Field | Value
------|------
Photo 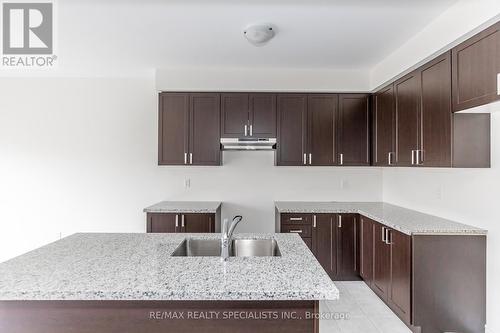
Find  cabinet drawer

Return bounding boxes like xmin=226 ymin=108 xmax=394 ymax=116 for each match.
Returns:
xmin=281 ymin=224 xmax=312 ymax=237
xmin=281 ymin=214 xmax=312 ymax=225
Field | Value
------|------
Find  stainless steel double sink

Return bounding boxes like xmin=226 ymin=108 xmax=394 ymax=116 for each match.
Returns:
xmin=171 ymin=238 xmax=281 ymax=257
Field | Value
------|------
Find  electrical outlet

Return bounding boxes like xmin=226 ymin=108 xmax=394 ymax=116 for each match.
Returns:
xmin=184 ymin=178 xmax=191 ymax=189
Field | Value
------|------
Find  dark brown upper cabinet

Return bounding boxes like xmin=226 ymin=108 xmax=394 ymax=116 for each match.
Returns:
xmin=221 ymin=93 xmax=276 ymax=138
xmin=452 ymin=21 xmax=500 ymax=112
xmin=276 ymin=94 xmax=308 ymax=166
xmin=158 ymin=93 xmax=189 ymax=165
xmin=220 ymin=93 xmax=249 ymax=138
xmin=159 ymin=92 xmax=221 ymax=166
xmin=337 ymin=94 xmax=371 ymax=166
xmin=420 ymin=52 xmax=452 ymax=167
xmin=373 ymin=85 xmax=396 ymax=166
xmin=307 ymin=94 xmax=337 ymax=166
xmin=189 ymin=93 xmax=221 ymax=166
xmin=394 ymin=72 xmax=422 ymax=167
xmin=249 ymin=93 xmax=277 ymax=137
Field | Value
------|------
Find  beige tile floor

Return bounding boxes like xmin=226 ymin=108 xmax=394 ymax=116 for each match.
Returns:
xmin=320 ymin=281 xmax=412 ymax=333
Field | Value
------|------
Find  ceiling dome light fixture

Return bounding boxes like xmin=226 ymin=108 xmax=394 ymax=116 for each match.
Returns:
xmin=243 ymin=24 xmax=275 ymax=46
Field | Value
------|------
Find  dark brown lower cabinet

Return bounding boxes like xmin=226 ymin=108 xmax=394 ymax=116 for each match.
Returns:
xmin=386 ymin=227 xmax=412 ymax=325
xmin=0 ymin=300 xmax=319 ymax=333
xmin=147 ymin=213 xmax=215 ymax=233
xmin=313 ymin=214 xmax=336 ymax=278
xmin=359 ymin=216 xmax=374 ymax=284
xmin=279 ymin=213 xmax=359 ymax=281
xmin=372 ymin=221 xmax=391 ymax=299
xmin=336 ymin=214 xmax=360 ymax=280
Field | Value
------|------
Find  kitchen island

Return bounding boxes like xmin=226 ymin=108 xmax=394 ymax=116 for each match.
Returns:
xmin=0 ymin=233 xmax=338 ymax=333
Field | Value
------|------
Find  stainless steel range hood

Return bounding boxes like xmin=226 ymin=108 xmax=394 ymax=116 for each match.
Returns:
xmin=220 ymin=138 xmax=277 ymax=151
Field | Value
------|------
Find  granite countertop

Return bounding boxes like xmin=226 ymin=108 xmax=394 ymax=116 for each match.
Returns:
xmin=0 ymin=233 xmax=338 ymax=301
xmin=275 ymin=201 xmax=487 ymax=236
xmin=144 ymin=201 xmax=222 ymax=213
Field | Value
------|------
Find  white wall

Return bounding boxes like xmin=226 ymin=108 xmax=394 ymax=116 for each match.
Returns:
xmin=0 ymin=77 xmax=382 ymax=263
xmin=156 ymin=67 xmax=370 ymax=92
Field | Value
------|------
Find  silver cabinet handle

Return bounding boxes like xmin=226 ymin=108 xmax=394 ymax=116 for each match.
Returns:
xmin=411 ymin=150 xmax=416 ymax=165
xmin=497 ymin=73 xmax=500 ymax=95
xmin=338 ymin=215 xmax=342 ymax=228
xmin=381 ymin=226 xmax=386 ymax=242
xmin=244 ymin=125 xmax=248 ymax=136
xmin=385 ymin=228 xmax=391 ymax=245
xmin=289 ymin=217 xmax=303 ymax=221
xmin=289 ymin=229 xmax=303 ymax=233
xmin=417 ymin=149 xmax=424 ymax=165
xmin=388 ymin=152 xmax=393 ymax=165
xmin=309 ymin=153 xmax=312 ymax=165
xmin=189 ymin=153 xmax=193 ymax=165
xmin=181 ymin=214 xmax=185 ymax=228
xmin=249 ymin=124 xmax=253 ymax=136
xmin=303 ymin=153 xmax=307 ymax=165
xmin=339 ymin=153 xmax=344 ymax=165
xmin=184 ymin=153 xmax=188 ymax=165
xmin=313 ymin=215 xmax=316 ymax=228
xmin=175 ymin=215 xmax=179 ymax=228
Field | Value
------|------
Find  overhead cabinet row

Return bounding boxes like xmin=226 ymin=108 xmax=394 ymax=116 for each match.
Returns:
xmin=159 ymin=92 xmax=370 ymax=167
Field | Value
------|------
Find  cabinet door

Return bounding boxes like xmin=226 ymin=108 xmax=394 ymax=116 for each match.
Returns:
xmin=182 ymin=214 xmax=215 ymax=233
xmin=388 ymin=229 xmax=412 ymax=324
xmin=189 ymin=93 xmax=221 ymax=166
xmin=420 ymin=52 xmax=452 ymax=167
xmin=147 ymin=213 xmax=179 ymax=233
xmin=158 ymin=93 xmax=189 ymax=165
xmin=395 ymin=72 xmax=421 ymax=166
xmin=336 ymin=214 xmax=360 ymax=280
xmin=372 ymin=222 xmax=390 ymax=300
xmin=221 ymin=93 xmax=249 ymax=138
xmin=452 ymin=22 xmax=500 ymax=112
xmin=360 ymin=216 xmax=374 ymax=284
xmin=249 ymin=93 xmax=276 ymax=137
xmin=276 ymin=94 xmax=307 ymax=166
xmin=337 ymin=94 xmax=370 ymax=166
xmin=307 ymin=94 xmax=337 ymax=166
xmin=314 ymin=214 xmax=337 ymax=279
xmin=373 ymin=85 xmax=396 ymax=166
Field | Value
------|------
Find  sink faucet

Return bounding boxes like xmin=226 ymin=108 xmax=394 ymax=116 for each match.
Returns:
xmin=221 ymin=215 xmax=243 ymax=260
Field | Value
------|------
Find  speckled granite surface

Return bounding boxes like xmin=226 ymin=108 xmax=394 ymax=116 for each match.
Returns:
xmin=0 ymin=233 xmax=338 ymax=301
xmin=143 ymin=201 xmax=221 ymax=213
xmin=275 ymin=201 xmax=487 ymax=236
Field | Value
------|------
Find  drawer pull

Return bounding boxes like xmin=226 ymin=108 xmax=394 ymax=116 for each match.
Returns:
xmin=289 ymin=217 xmax=303 ymax=221
xmin=288 ymin=230 xmax=303 ymax=233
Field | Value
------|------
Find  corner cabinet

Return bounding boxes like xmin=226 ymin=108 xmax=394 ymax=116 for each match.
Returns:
xmin=279 ymin=213 xmax=360 ymax=280
xmin=147 ymin=213 xmax=216 ymax=233
xmin=159 ymin=93 xmax=221 ymax=166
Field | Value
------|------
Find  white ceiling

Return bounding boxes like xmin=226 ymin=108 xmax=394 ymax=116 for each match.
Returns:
xmin=56 ymin=0 xmax=457 ymax=73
